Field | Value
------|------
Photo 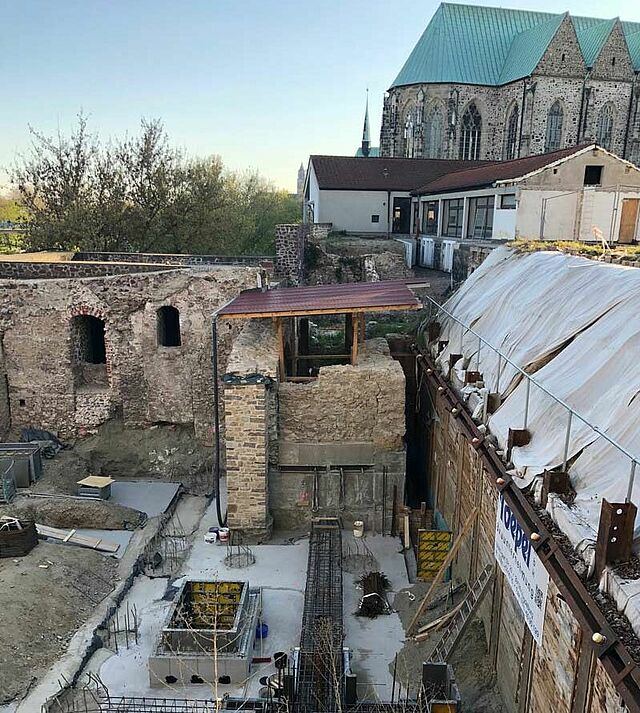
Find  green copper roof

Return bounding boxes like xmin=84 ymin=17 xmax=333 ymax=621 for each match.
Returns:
xmin=391 ymin=3 xmax=640 ymax=89
xmin=355 ymin=147 xmax=380 ymax=157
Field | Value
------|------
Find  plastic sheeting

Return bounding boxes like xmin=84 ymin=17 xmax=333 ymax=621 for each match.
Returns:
xmin=437 ymin=247 xmax=640 ymax=542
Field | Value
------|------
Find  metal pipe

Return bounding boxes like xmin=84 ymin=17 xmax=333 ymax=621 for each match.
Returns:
xmin=428 ymin=294 xmax=640 ymax=469
xmin=211 ymin=318 xmax=226 ymax=527
xmin=562 ymin=411 xmax=573 ymax=472
xmin=523 ymin=377 xmax=531 ymax=430
xmin=626 ymin=461 xmax=637 ymax=504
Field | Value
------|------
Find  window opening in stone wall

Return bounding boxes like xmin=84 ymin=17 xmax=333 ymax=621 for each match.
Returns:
xmin=71 ymin=315 xmax=107 ymax=389
xmin=404 ymin=110 xmax=416 ymax=158
xmin=597 ymin=104 xmax=615 ymax=150
xmin=157 ymin=306 xmax=182 ymax=347
xmin=443 ymin=198 xmax=464 ymax=238
xmin=584 ymin=165 xmax=603 ymax=186
xmin=545 ymin=101 xmax=564 ymax=152
xmin=424 ymin=105 xmax=444 ymax=158
xmin=459 ymin=103 xmax=482 ymax=161
xmin=466 ymin=196 xmax=494 ymax=238
xmin=504 ymin=104 xmax=519 ymax=160
xmin=371 ymin=214 xmax=380 ymax=223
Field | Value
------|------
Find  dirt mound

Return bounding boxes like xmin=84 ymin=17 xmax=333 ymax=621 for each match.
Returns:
xmin=0 ymin=541 xmax=119 ymax=704
xmin=30 ymin=419 xmax=213 ymax=495
xmin=0 ymin=496 xmax=145 ymax=530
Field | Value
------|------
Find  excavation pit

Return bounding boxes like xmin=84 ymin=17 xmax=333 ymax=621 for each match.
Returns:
xmin=149 ymin=579 xmax=261 ymax=687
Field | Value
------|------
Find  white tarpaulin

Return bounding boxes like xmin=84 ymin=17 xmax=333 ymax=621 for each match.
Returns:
xmin=437 ymin=247 xmax=640 ymax=541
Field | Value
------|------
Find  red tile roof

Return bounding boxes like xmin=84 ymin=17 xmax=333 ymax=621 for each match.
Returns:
xmin=413 ymin=144 xmax=595 ymax=194
xmin=310 ymin=155 xmax=493 ymax=192
xmin=217 ymin=280 xmax=423 ymax=319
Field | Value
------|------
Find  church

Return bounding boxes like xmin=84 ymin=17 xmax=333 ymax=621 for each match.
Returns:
xmin=380 ymin=3 xmax=640 ymax=165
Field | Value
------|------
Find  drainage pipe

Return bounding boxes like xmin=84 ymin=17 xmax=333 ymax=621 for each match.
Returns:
xmin=211 ymin=317 xmax=226 ymax=527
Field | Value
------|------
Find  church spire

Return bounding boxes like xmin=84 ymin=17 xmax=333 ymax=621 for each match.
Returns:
xmin=361 ymin=90 xmax=371 ymax=158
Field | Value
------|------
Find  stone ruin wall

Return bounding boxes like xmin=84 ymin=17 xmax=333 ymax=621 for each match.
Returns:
xmin=0 ymin=266 xmax=257 ymax=443
xmin=274 ymin=338 xmax=407 ymax=530
xmin=222 ymin=324 xmax=408 ymax=536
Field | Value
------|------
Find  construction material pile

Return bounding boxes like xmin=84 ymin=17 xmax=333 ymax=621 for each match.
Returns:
xmin=356 ymin=570 xmax=391 ymax=618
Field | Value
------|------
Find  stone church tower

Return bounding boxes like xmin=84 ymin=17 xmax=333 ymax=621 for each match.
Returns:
xmin=381 ymin=4 xmax=640 ymax=165
xmin=296 ymin=163 xmax=305 ymax=197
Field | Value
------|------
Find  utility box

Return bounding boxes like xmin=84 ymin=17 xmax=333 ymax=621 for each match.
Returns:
xmin=0 ymin=444 xmax=43 ymax=488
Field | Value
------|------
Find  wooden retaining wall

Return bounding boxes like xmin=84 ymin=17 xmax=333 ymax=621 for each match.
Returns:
xmin=426 ymin=383 xmax=629 ymax=713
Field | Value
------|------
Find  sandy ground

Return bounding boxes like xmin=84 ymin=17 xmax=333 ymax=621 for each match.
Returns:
xmin=0 ymin=541 xmax=119 ymax=704
xmin=393 ymin=580 xmax=504 ymax=712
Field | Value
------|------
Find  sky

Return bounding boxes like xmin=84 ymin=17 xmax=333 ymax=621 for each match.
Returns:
xmin=3 ymin=0 xmax=640 ymax=193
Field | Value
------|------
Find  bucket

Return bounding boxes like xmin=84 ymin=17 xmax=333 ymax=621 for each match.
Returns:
xmin=353 ymin=520 xmax=364 ymax=538
xmin=204 ymin=531 xmax=217 ymax=543
xmin=256 ymin=622 xmax=269 ymax=639
xmin=218 ymin=527 xmax=230 ymax=543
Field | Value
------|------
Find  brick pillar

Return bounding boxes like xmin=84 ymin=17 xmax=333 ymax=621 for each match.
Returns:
xmin=224 ymin=382 xmax=273 ymax=540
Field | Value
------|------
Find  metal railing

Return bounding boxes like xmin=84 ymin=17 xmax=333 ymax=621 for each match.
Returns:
xmin=422 ymin=294 xmax=640 ymax=503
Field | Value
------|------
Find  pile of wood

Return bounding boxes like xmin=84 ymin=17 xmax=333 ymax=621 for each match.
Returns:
xmin=356 ymin=571 xmax=391 ymax=618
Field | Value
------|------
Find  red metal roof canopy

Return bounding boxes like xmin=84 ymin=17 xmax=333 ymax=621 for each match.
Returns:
xmin=217 ymin=280 xmax=423 ymax=319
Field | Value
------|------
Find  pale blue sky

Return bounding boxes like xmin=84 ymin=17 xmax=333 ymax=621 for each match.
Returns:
xmin=2 ymin=0 xmax=640 ymax=191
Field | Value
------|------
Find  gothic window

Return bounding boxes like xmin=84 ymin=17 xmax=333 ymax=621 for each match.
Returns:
xmin=545 ymin=101 xmax=564 ymax=152
xmin=597 ymin=103 xmax=615 ymax=150
xmin=459 ymin=103 xmax=482 ymax=161
xmin=504 ymin=104 xmax=519 ymax=160
xmin=404 ymin=111 xmax=416 ymax=158
xmin=424 ymin=104 xmax=444 ymax=158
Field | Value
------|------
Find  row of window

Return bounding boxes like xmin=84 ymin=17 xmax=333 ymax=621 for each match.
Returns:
xmin=421 ymin=194 xmax=516 ymax=239
xmin=401 ymin=99 xmax=618 ymax=160
xmin=73 ymin=307 xmax=182 ymax=365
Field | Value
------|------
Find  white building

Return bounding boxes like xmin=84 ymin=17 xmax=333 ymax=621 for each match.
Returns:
xmin=412 ymin=144 xmax=640 ymax=249
xmin=303 ymin=155 xmax=483 ymax=235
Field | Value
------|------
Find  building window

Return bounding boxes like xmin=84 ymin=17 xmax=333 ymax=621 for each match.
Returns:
xmin=467 ymin=196 xmax=494 ymax=238
xmin=404 ymin=111 xmax=416 ymax=158
xmin=459 ymin=103 xmax=482 ymax=160
xmin=584 ymin=165 xmax=603 ymax=186
xmin=545 ymin=101 xmax=564 ymax=152
xmin=371 ymin=214 xmax=380 ymax=223
xmin=443 ymin=198 xmax=464 ymax=238
xmin=422 ymin=201 xmax=439 ymax=235
xmin=424 ymin=105 xmax=444 ymax=158
xmin=504 ymin=104 xmax=519 ymax=160
xmin=157 ymin=306 xmax=181 ymax=347
xmin=500 ymin=194 xmax=517 ymax=209
xmin=597 ymin=104 xmax=615 ymax=150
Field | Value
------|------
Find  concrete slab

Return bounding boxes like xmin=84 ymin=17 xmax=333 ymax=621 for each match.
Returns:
xmin=110 ymin=481 xmax=181 ymax=516
xmin=89 ymin=498 xmax=411 ymax=705
xmin=96 ymin=498 xmax=309 ymax=699
xmin=342 ymin=533 xmax=409 ymax=701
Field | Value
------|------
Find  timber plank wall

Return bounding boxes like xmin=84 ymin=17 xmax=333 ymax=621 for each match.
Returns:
xmin=423 ymin=371 xmax=629 ymax=713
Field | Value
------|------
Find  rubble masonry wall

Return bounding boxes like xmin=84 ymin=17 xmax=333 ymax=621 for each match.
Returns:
xmin=0 ymin=267 xmax=256 ymax=442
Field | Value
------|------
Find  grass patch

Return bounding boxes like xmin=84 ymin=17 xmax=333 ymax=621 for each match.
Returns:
xmin=509 ymin=239 xmax=640 ymax=259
